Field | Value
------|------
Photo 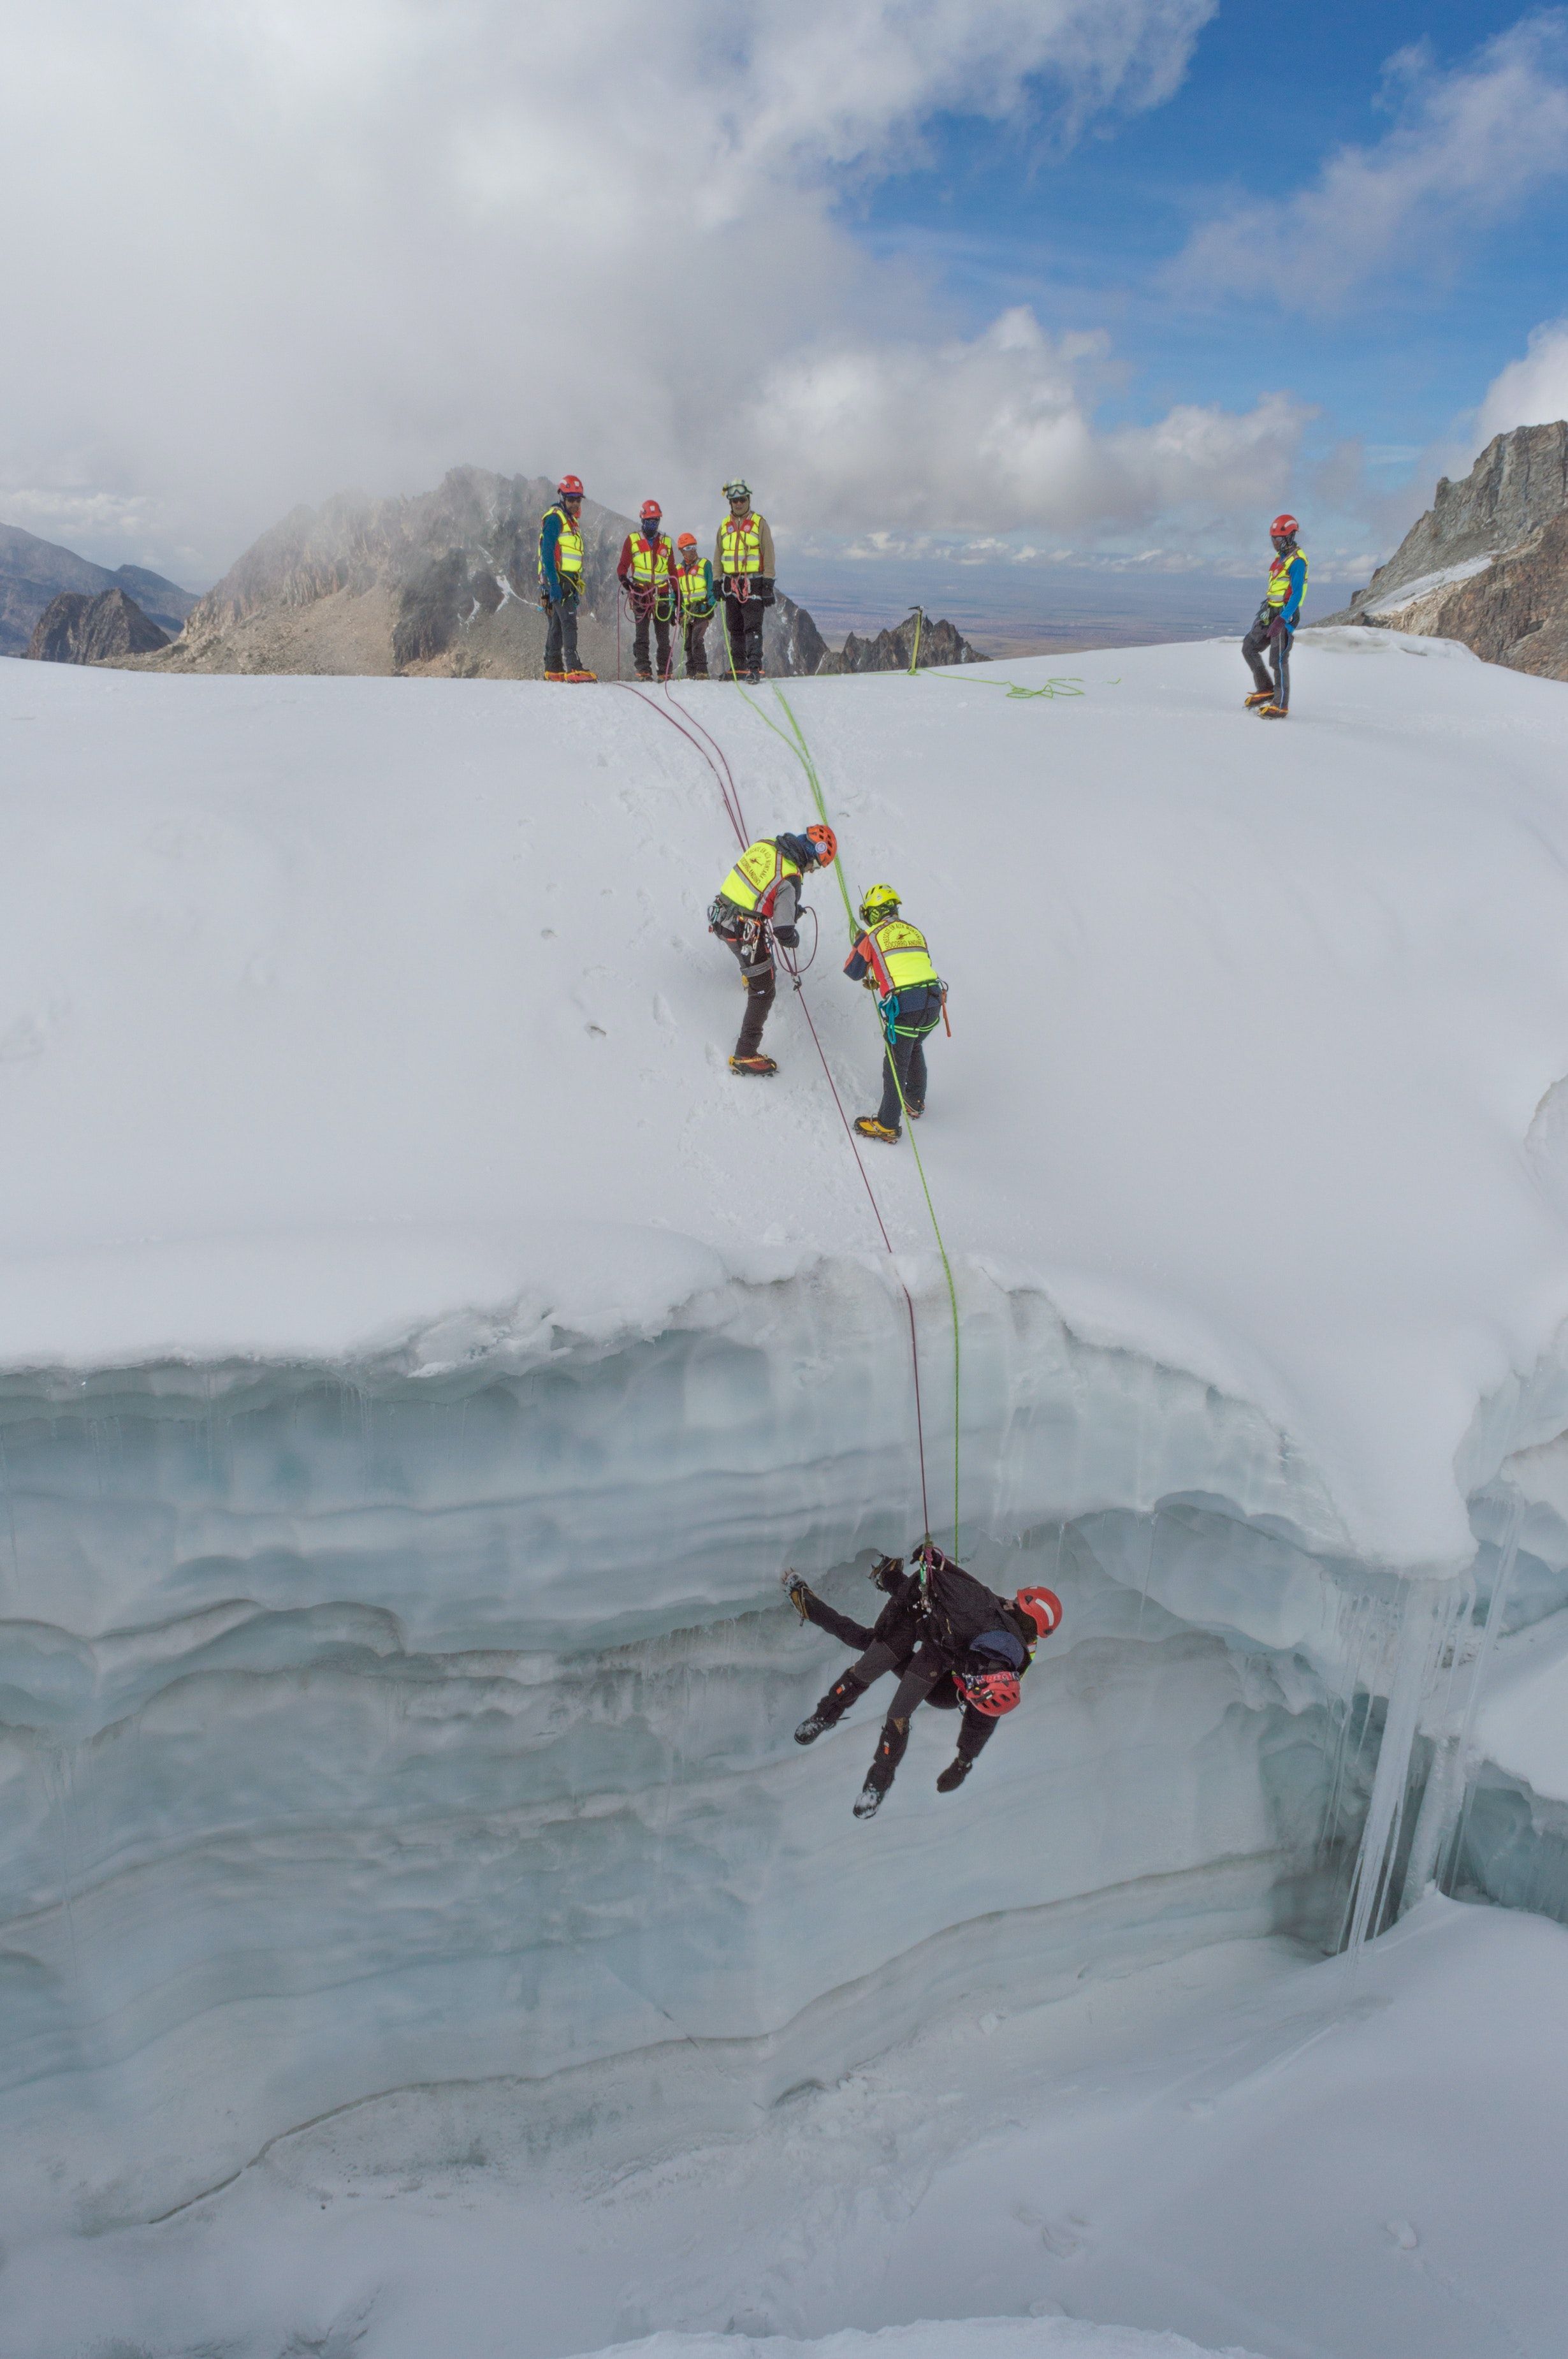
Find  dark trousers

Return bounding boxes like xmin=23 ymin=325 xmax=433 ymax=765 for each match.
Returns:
xmin=544 ymin=594 xmax=580 ymax=674
xmin=803 ymin=1590 xmax=995 ymax=1790
xmin=724 ymin=595 xmax=765 ymax=678
xmin=633 ymin=605 xmax=674 ymax=679
xmin=733 ymin=956 xmax=776 ymax=1056
xmin=1242 ymin=615 xmax=1291 ymax=710
xmin=875 ymin=986 xmax=942 ymax=1130
xmin=684 ymin=615 xmax=712 ymax=677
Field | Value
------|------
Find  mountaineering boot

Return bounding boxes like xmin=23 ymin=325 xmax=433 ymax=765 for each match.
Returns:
xmin=796 ymin=1669 xmax=867 ymax=1744
xmin=730 ymin=1053 xmax=778 ymax=1077
xmin=1243 ymin=689 xmax=1274 ymax=709
xmin=936 ymin=1756 xmax=971 ymax=1795
xmin=1257 ymin=703 xmax=1288 ymax=719
xmin=545 ymin=670 xmax=567 ymax=683
xmin=904 ymin=1101 xmax=924 ymax=1121
xmin=746 ymin=669 xmax=763 ymax=685
xmin=635 ymin=666 xmax=653 ymax=682
xmin=853 ymin=1779 xmax=885 ymax=1820
xmin=853 ymin=1116 xmax=899 ymax=1144
xmin=783 ymin=1573 xmax=812 ymax=1621
xmin=567 ymin=668 xmax=598 ymax=683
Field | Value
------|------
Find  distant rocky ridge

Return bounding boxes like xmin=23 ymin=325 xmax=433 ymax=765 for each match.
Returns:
xmin=124 ymin=467 xmax=978 ymax=680
xmin=822 ymin=612 xmax=978 ymax=675
xmin=28 ymin=586 xmax=171 ymax=664
xmin=1317 ymin=422 xmax=1568 ymax=680
xmin=0 ymin=520 xmax=194 ymax=656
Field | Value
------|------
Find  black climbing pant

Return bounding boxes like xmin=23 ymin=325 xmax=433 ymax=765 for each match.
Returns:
xmin=735 ymin=961 xmax=776 ymax=1057
xmin=544 ymin=594 xmax=581 ymax=675
xmin=875 ymin=985 xmax=943 ymax=1131
xmin=684 ymin=616 xmax=712 ymax=677
xmin=724 ymin=595 xmax=765 ymax=678
xmin=799 ymin=1585 xmax=995 ymax=1785
xmin=634 ymin=607 xmax=673 ymax=679
xmin=1242 ymin=613 xmax=1291 ymax=710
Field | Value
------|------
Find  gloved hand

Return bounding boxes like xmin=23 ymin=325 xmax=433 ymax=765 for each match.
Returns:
xmin=773 ymin=924 xmax=799 ymax=948
xmin=1267 ymin=614 xmax=1290 ymax=644
xmin=936 ymin=1757 xmax=972 ymax=1795
xmin=783 ymin=1574 xmax=811 ymax=1621
xmin=869 ymin=1554 xmax=905 ymax=1593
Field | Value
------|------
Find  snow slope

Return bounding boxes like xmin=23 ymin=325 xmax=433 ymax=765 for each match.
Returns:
xmin=4 ymin=638 xmax=1568 ymax=2351
xmin=3 ymin=631 xmax=1568 ymax=1568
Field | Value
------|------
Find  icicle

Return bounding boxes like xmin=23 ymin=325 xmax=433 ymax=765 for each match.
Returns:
xmin=1441 ymin=1496 xmax=1524 ymax=1895
xmin=1340 ymin=1578 xmax=1465 ymax=1961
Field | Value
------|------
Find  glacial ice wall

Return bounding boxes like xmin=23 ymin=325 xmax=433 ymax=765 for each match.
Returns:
xmin=0 ymin=1264 xmax=1370 ymax=2233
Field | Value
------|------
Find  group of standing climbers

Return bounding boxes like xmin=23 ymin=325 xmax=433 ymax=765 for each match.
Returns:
xmin=537 ymin=476 xmax=776 ymax=684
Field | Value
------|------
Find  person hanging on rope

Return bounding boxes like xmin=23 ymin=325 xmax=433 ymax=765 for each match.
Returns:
xmin=715 ymin=479 xmax=776 ymax=685
xmin=617 ymin=500 xmax=679 ymax=680
xmin=789 ymin=1544 xmax=1062 ymax=1818
xmin=1242 ymin=515 xmax=1307 ymax=719
xmin=537 ymin=476 xmax=597 ymax=683
xmin=843 ymin=884 xmax=946 ymax=1144
xmin=676 ymin=532 xmax=717 ymax=678
xmin=709 ymin=824 xmax=836 ymax=1076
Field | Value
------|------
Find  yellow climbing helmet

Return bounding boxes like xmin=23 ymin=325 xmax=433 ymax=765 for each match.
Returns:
xmin=859 ymin=883 xmax=900 ymax=924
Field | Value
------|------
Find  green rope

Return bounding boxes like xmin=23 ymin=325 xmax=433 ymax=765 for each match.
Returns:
xmin=927 ymin=672 xmax=1087 ymax=701
xmin=743 ymin=680 xmax=964 ymax=1557
xmin=907 ymin=608 xmax=923 ymax=676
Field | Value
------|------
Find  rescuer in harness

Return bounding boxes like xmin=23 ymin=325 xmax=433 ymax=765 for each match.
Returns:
xmin=676 ymin=532 xmax=717 ymax=678
xmin=1241 ymin=514 xmax=1307 ymax=719
xmin=709 ymin=825 xmax=837 ymax=1076
xmin=789 ymin=1544 xmax=1063 ymax=1818
xmin=617 ymin=500 xmax=679 ymax=681
xmin=715 ymin=480 xmax=776 ymax=685
xmin=843 ymin=884 xmax=946 ymax=1144
xmin=538 ymin=475 xmax=596 ymax=682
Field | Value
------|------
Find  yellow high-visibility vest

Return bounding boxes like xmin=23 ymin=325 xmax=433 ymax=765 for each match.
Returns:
xmin=866 ymin=916 xmax=939 ymax=995
xmin=720 ymin=515 xmax=764 ymax=574
xmin=679 ymin=562 xmax=715 ymax=617
xmin=539 ymin=505 xmax=584 ymax=585
xmin=627 ymin=533 xmax=674 ymax=587
xmin=1265 ymin=546 xmax=1308 ymax=609
xmin=718 ymin=838 xmax=801 ymax=915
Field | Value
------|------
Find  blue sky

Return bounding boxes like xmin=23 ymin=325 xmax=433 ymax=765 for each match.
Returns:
xmin=822 ymin=1 xmax=1568 ymax=588
xmin=2 ymin=1 xmax=1565 ymax=606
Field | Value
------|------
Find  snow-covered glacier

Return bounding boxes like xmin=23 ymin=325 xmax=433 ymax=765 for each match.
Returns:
xmin=3 ymin=632 xmax=1568 ymax=2357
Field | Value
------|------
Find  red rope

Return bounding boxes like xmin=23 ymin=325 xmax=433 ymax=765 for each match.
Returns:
xmin=614 ymin=682 xmax=933 ymax=1540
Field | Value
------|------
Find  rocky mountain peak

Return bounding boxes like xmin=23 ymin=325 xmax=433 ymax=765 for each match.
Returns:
xmin=27 ymin=585 xmax=171 ymax=664
xmin=1318 ymin=421 xmax=1568 ymax=680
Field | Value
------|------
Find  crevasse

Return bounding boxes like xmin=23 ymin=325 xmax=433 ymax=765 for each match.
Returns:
xmin=2 ymin=1253 xmax=1562 ymax=2238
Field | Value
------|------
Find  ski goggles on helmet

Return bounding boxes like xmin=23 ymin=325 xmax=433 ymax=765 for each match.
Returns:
xmin=723 ymin=481 xmax=751 ymax=502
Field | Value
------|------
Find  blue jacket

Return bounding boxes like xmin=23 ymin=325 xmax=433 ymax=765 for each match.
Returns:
xmin=539 ymin=508 xmax=577 ymax=603
xmin=1270 ymin=551 xmax=1307 ymax=628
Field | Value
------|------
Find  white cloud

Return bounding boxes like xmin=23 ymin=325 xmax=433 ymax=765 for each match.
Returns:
xmin=1474 ymin=318 xmax=1568 ymax=446
xmin=748 ymin=309 xmax=1309 ymax=535
xmin=1172 ymin=13 xmax=1568 ymax=309
xmin=0 ymin=0 xmax=1303 ymax=583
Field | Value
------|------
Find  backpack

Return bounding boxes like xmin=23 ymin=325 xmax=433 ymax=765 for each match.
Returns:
xmin=915 ymin=1545 xmax=1020 ymax=1659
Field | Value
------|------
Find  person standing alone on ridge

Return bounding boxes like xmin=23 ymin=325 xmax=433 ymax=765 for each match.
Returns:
xmin=1242 ymin=515 xmax=1307 ymax=720
xmin=715 ymin=480 xmax=775 ymax=684
xmin=843 ymin=883 xmax=945 ymax=1145
xmin=538 ymin=476 xmax=595 ymax=682
xmin=676 ymin=533 xmax=716 ymax=678
xmin=617 ymin=500 xmax=679 ymax=680
xmin=708 ymin=824 xmax=836 ymax=1075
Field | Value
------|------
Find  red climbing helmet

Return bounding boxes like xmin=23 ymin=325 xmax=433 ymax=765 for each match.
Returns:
xmin=639 ymin=499 xmax=663 ymax=523
xmin=557 ymin=475 xmax=584 ymax=500
xmin=1270 ymin=513 xmax=1299 ymax=543
xmin=676 ymin=532 xmax=698 ymax=551
xmin=1016 ymin=1586 xmax=1063 ymax=1640
xmin=955 ymin=1666 xmax=1022 ymax=1717
xmin=806 ymin=823 xmax=837 ymax=866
